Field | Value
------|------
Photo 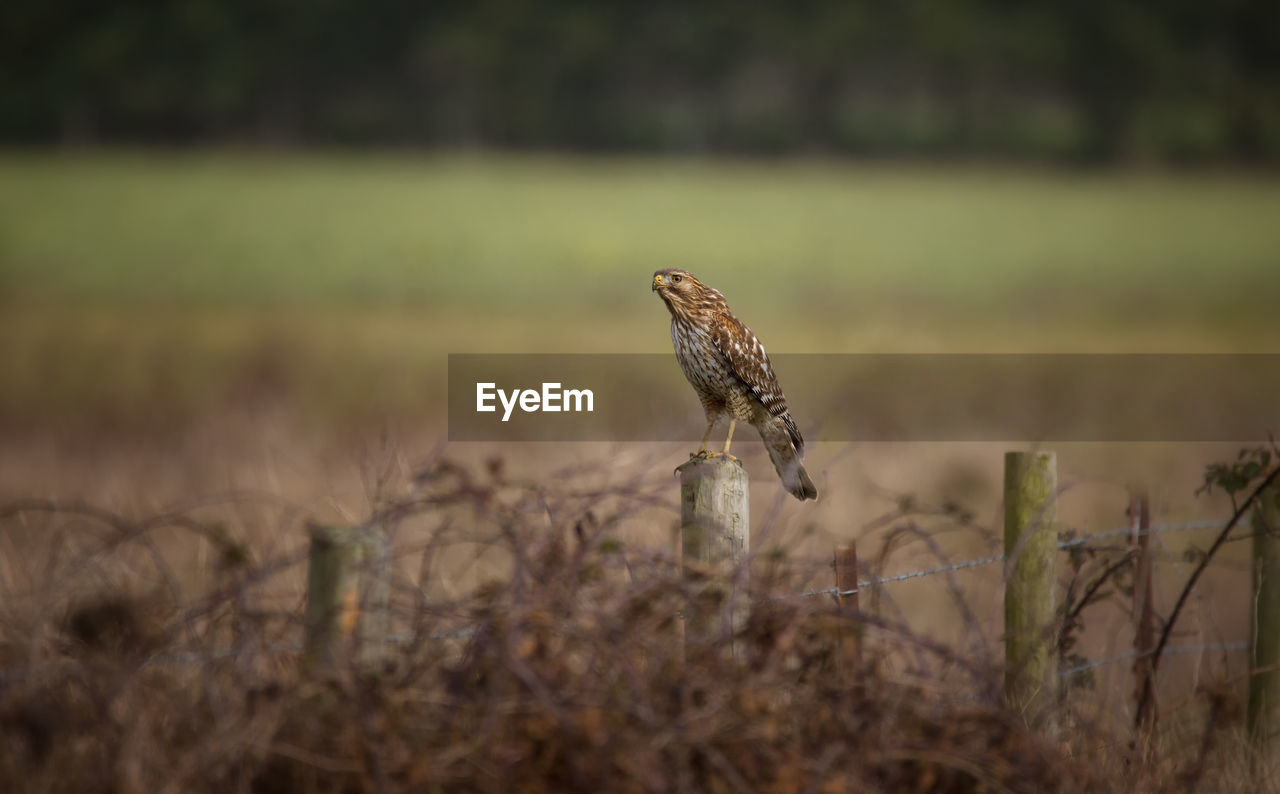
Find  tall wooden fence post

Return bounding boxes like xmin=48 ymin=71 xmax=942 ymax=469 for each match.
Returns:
xmin=1129 ymin=488 xmax=1158 ymax=743
xmin=1249 ymin=486 xmax=1280 ymax=763
xmin=303 ymin=524 xmax=390 ymax=673
xmin=678 ymin=457 xmax=749 ymax=648
xmin=1004 ymin=451 xmax=1058 ymax=727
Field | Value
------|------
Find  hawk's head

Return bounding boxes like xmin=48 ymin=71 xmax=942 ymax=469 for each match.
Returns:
xmin=653 ymin=268 xmax=719 ymax=319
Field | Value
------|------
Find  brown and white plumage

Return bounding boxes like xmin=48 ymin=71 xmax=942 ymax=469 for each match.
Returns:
xmin=652 ymin=268 xmax=818 ymax=501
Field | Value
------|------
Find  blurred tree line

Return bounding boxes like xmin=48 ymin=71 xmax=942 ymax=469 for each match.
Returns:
xmin=4 ymin=0 xmax=1279 ymax=163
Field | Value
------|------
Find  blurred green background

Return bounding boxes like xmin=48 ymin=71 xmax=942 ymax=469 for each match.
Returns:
xmin=2 ymin=2 xmax=1279 ymax=437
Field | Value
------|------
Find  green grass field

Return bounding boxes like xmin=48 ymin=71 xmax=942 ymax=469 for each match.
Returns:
xmin=4 ymin=151 xmax=1280 ymax=312
xmin=2 ymin=151 xmax=1279 ymax=430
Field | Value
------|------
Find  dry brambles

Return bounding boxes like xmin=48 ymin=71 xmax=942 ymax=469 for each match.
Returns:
xmin=0 ymin=454 xmax=1157 ymax=794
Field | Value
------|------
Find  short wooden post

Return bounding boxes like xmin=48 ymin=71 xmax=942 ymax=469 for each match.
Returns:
xmin=1003 ymin=451 xmax=1058 ymax=726
xmin=1249 ymin=487 xmax=1280 ymax=760
xmin=834 ymin=544 xmax=863 ymax=669
xmin=1130 ymin=489 xmax=1158 ymax=741
xmin=678 ymin=456 xmax=749 ymax=644
xmin=303 ymin=524 xmax=390 ymax=673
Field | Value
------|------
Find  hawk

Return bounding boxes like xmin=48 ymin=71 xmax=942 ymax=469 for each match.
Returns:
xmin=652 ymin=268 xmax=818 ymax=501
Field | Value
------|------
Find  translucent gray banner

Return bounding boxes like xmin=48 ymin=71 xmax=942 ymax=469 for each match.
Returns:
xmin=448 ymin=354 xmax=1280 ymax=442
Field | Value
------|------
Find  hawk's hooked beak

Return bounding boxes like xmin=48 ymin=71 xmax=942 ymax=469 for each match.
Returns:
xmin=652 ymin=274 xmax=666 ymax=291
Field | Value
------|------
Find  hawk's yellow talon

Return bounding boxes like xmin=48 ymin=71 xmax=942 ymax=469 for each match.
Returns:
xmin=676 ymin=450 xmax=741 ymax=476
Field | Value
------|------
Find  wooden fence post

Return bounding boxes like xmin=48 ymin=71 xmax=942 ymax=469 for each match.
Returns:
xmin=1249 ymin=487 xmax=1280 ymax=760
xmin=678 ymin=457 xmax=749 ymax=645
xmin=1004 ymin=451 xmax=1058 ymax=726
xmin=834 ymin=544 xmax=863 ymax=669
xmin=303 ymin=524 xmax=390 ymax=673
xmin=1129 ymin=489 xmax=1158 ymax=742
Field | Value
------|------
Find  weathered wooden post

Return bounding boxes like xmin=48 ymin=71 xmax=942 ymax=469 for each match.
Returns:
xmin=834 ymin=544 xmax=863 ymax=669
xmin=1249 ymin=487 xmax=1280 ymax=760
xmin=1129 ymin=489 xmax=1158 ymax=742
xmin=1003 ymin=451 xmax=1058 ymax=727
xmin=678 ymin=456 xmax=749 ymax=646
xmin=303 ymin=524 xmax=390 ymax=673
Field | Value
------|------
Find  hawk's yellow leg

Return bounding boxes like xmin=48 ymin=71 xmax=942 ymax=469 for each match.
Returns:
xmin=722 ymin=418 xmax=737 ymax=454
xmin=696 ymin=420 xmax=714 ymax=455
xmin=690 ymin=418 xmax=740 ymax=463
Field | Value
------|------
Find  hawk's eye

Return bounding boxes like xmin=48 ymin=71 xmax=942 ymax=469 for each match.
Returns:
xmin=672 ymin=274 xmax=682 ymax=283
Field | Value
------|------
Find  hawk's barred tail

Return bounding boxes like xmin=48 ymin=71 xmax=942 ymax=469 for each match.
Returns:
xmin=760 ymin=415 xmax=818 ymax=501
xmin=795 ymin=464 xmax=818 ymax=501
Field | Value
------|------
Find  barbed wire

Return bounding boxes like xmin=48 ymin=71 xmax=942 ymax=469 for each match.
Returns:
xmin=784 ymin=553 xmax=1007 ymax=600
xmin=1060 ymin=641 xmax=1251 ymax=678
xmin=1058 ymin=519 xmax=1230 ymax=548
xmin=807 ymin=518 xmax=1239 ymax=597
